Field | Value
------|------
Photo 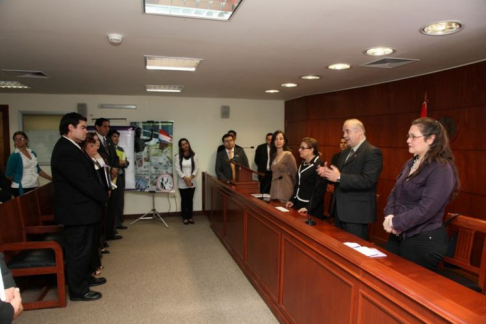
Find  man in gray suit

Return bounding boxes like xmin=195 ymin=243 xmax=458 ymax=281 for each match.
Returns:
xmin=318 ymin=119 xmax=383 ymax=240
xmin=215 ymin=133 xmax=249 ymax=182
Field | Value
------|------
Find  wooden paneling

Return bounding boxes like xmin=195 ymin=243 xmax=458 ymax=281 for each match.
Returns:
xmin=226 ymin=196 xmax=245 ymax=259
xmin=246 ymin=211 xmax=280 ymax=301
xmin=286 ymin=61 xmax=486 ymax=242
xmin=211 ymin=187 xmax=225 ymax=236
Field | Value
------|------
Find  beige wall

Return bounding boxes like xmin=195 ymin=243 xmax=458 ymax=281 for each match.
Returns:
xmin=1 ymin=93 xmax=284 ymax=214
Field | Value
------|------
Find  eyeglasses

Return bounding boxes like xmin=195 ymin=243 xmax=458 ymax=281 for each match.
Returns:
xmin=299 ymin=146 xmax=311 ymax=150
xmin=14 ymin=137 xmax=25 ymax=141
xmin=406 ymin=134 xmax=424 ymax=140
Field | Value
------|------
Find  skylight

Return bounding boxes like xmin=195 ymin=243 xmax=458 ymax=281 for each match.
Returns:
xmin=144 ymin=0 xmax=243 ymax=21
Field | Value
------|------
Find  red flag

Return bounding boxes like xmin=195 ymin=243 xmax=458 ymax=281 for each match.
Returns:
xmin=420 ymin=92 xmax=428 ymax=117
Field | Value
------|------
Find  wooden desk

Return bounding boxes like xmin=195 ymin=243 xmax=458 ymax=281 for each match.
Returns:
xmin=203 ymin=173 xmax=486 ymax=324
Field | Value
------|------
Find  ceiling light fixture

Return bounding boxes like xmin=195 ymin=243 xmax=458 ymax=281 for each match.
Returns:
xmin=281 ymin=83 xmax=298 ymax=88
xmin=146 ymin=85 xmax=184 ymax=93
xmin=421 ymin=21 xmax=463 ymax=36
xmin=265 ymin=89 xmax=279 ymax=93
xmin=364 ymin=47 xmax=395 ymax=56
xmin=327 ymin=63 xmax=351 ymax=70
xmin=0 ymin=81 xmax=30 ymax=89
xmin=300 ymin=75 xmax=321 ymax=80
xmin=144 ymin=0 xmax=243 ymax=21
xmin=145 ymin=56 xmax=202 ymax=71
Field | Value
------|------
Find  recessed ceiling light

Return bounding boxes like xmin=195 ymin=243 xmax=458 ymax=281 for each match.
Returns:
xmin=300 ymin=75 xmax=321 ymax=80
xmin=327 ymin=63 xmax=351 ymax=70
xmin=144 ymin=0 xmax=243 ymax=21
xmin=364 ymin=47 xmax=395 ymax=56
xmin=145 ymin=56 xmax=203 ymax=71
xmin=265 ymin=89 xmax=280 ymax=93
xmin=146 ymin=85 xmax=184 ymax=93
xmin=281 ymin=83 xmax=298 ymax=88
xmin=0 ymin=81 xmax=30 ymax=89
xmin=421 ymin=21 xmax=463 ymax=36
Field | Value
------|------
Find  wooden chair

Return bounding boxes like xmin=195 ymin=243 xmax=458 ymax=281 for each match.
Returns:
xmin=0 ymin=199 xmax=66 ymax=309
xmin=34 ymin=182 xmax=55 ymax=223
xmin=438 ymin=213 xmax=486 ymax=294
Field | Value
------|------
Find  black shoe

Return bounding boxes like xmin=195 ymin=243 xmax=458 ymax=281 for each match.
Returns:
xmin=116 ymin=225 xmax=128 ymax=230
xmin=88 ymin=277 xmax=107 ymax=287
xmin=100 ymin=249 xmax=110 ymax=254
xmin=103 ymin=242 xmax=110 ymax=248
xmin=70 ymin=291 xmax=102 ymax=301
xmin=108 ymin=235 xmax=123 ymax=240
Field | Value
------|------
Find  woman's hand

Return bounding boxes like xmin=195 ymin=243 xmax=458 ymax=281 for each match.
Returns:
xmin=298 ymin=207 xmax=308 ymax=214
xmin=285 ymin=201 xmax=294 ymax=209
xmin=383 ymin=215 xmax=394 ymax=233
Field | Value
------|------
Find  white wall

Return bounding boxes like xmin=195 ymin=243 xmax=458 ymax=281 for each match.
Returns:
xmin=1 ymin=93 xmax=284 ymax=214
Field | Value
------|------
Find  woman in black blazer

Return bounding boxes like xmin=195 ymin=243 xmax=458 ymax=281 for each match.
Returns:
xmin=286 ymin=137 xmax=326 ymax=219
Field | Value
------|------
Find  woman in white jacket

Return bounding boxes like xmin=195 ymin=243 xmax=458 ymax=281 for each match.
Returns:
xmin=175 ymin=138 xmax=199 ymax=225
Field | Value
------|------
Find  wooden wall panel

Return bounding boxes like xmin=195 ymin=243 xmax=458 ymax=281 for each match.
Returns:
xmin=285 ymin=61 xmax=486 ymax=242
xmin=226 ymin=197 xmax=245 ymax=259
xmin=211 ymin=187 xmax=225 ymax=236
xmin=246 ymin=211 xmax=280 ymax=301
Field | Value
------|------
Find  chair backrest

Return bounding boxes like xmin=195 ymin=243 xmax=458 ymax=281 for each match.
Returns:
xmin=34 ymin=182 xmax=54 ymax=216
xmin=443 ymin=213 xmax=486 ymax=293
xmin=323 ymin=183 xmax=335 ymax=218
xmin=17 ymin=190 xmax=43 ymax=227
xmin=0 ymin=199 xmax=26 ymax=245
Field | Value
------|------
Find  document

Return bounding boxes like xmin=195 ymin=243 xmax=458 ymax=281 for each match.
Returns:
xmin=0 ymin=264 xmax=5 ymax=301
xmin=344 ymin=242 xmax=387 ymax=258
xmin=275 ymin=206 xmax=289 ymax=212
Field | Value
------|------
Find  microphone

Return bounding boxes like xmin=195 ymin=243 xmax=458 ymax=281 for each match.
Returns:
xmin=242 ymin=146 xmax=255 ymax=149
xmin=260 ymin=176 xmax=283 ymax=201
xmin=305 ymin=176 xmax=322 ymax=226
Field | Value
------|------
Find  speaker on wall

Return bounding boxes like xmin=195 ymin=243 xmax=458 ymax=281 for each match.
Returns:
xmin=221 ymin=105 xmax=230 ymax=118
xmin=77 ymin=103 xmax=87 ymax=117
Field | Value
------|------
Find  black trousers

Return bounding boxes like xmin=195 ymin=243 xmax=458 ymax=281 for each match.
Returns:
xmin=386 ymin=226 xmax=448 ymax=271
xmin=334 ymin=217 xmax=369 ymax=241
xmin=106 ymin=190 xmax=118 ymax=239
xmin=11 ymin=187 xmax=35 ymax=197
xmin=63 ymin=223 xmax=97 ymax=297
xmin=115 ymin=174 xmax=125 ymax=227
xmin=259 ymin=171 xmax=273 ymax=194
xmin=179 ymin=188 xmax=195 ymax=219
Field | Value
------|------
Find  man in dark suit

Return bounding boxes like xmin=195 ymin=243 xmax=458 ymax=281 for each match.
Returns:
xmin=254 ymin=133 xmax=273 ymax=193
xmin=95 ymin=118 xmax=121 ymax=241
xmin=108 ymin=129 xmax=128 ymax=230
xmin=215 ymin=133 xmax=249 ymax=182
xmin=51 ymin=112 xmax=108 ymax=301
xmin=318 ymin=119 xmax=383 ymax=240
xmin=217 ymin=130 xmax=242 ymax=153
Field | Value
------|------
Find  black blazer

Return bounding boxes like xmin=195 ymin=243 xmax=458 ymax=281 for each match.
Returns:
xmin=98 ymin=136 xmax=119 ymax=168
xmin=254 ymin=143 xmax=270 ymax=174
xmin=51 ymin=137 xmax=108 ymax=226
xmin=332 ymin=140 xmax=383 ymax=224
xmin=215 ymin=147 xmax=249 ymax=181
xmin=289 ymin=156 xmax=326 ymax=217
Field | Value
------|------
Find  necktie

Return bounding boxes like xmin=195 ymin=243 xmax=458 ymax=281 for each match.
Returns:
xmin=345 ymin=149 xmax=354 ymax=163
xmin=229 ymin=150 xmax=236 ymax=182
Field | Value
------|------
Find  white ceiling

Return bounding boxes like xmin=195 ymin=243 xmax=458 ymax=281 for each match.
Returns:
xmin=1 ymin=0 xmax=485 ymax=101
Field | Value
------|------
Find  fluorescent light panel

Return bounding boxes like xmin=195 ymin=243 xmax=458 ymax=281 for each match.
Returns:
xmin=0 ymin=81 xmax=30 ymax=89
xmin=145 ymin=56 xmax=202 ymax=71
xmin=146 ymin=85 xmax=184 ymax=93
xmin=144 ymin=0 xmax=243 ymax=21
xmin=99 ymin=104 xmax=137 ymax=109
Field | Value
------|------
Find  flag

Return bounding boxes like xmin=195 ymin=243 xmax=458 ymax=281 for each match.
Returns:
xmin=158 ymin=129 xmax=173 ymax=144
xmin=420 ymin=92 xmax=428 ymax=117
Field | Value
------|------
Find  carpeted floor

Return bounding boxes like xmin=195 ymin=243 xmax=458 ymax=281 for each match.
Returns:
xmin=15 ymin=216 xmax=278 ymax=324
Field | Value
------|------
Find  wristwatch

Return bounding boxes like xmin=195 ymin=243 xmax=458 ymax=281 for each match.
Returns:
xmin=336 ymin=176 xmax=340 ymax=183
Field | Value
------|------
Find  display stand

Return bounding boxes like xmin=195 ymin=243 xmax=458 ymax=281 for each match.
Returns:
xmin=130 ymin=191 xmax=169 ymax=227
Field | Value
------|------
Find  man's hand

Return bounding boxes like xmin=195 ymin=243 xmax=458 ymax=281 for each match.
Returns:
xmin=319 ymin=162 xmax=341 ymax=182
xmin=7 ymin=288 xmax=23 ymax=320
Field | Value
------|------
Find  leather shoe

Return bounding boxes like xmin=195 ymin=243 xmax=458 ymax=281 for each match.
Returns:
xmin=100 ymin=249 xmax=110 ymax=254
xmin=88 ymin=277 xmax=107 ymax=287
xmin=70 ymin=291 xmax=102 ymax=301
xmin=108 ymin=235 xmax=123 ymax=240
xmin=116 ymin=225 xmax=128 ymax=230
xmin=103 ymin=242 xmax=110 ymax=248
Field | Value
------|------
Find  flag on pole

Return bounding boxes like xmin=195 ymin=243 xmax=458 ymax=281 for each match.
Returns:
xmin=158 ymin=129 xmax=173 ymax=144
xmin=420 ymin=92 xmax=428 ymax=117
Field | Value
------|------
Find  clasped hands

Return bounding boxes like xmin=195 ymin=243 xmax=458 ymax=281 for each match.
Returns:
xmin=183 ymin=176 xmax=193 ymax=187
xmin=316 ymin=162 xmax=340 ymax=182
xmin=4 ymin=287 xmax=23 ymax=320
xmin=383 ymin=215 xmax=400 ymax=235
xmin=285 ymin=201 xmax=308 ymax=214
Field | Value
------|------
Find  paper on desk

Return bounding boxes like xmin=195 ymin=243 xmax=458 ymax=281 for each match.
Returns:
xmin=275 ymin=206 xmax=289 ymax=212
xmin=0 ymin=264 xmax=5 ymax=301
xmin=251 ymin=193 xmax=271 ymax=198
xmin=344 ymin=242 xmax=387 ymax=258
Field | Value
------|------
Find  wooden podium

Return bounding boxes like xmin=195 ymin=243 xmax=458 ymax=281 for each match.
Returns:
xmin=228 ymin=161 xmax=260 ymax=192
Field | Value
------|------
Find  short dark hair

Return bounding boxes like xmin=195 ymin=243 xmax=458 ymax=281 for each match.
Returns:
xmin=95 ymin=118 xmax=110 ymax=127
xmin=59 ymin=112 xmax=87 ymax=135
xmin=222 ymin=133 xmax=233 ymax=142
xmin=228 ymin=130 xmax=237 ymax=136
xmin=83 ymin=132 xmax=98 ymax=148
xmin=12 ymin=131 xmax=29 ymax=141
xmin=108 ymin=129 xmax=120 ymax=137
xmin=266 ymin=133 xmax=273 ymax=137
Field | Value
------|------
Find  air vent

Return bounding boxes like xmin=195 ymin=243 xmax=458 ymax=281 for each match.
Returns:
xmin=361 ymin=57 xmax=419 ymax=69
xmin=1 ymin=69 xmax=49 ymax=78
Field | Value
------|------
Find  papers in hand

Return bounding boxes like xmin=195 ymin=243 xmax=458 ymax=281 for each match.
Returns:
xmin=344 ymin=242 xmax=387 ymax=258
